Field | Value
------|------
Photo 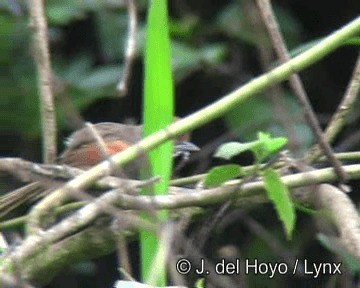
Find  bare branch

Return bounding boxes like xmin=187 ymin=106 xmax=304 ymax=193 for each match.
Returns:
xmin=255 ymin=0 xmax=348 ymax=183
xmin=29 ymin=0 xmax=57 ymax=163
xmin=21 ymin=17 xmax=360 ymax=232
xmin=1 ymin=157 xmax=360 ymax=282
xmin=85 ymin=122 xmax=112 ymax=160
xmin=117 ymin=0 xmax=138 ymax=96
xmin=242 ymin=0 xmax=301 ymax=153
xmin=316 ymin=184 xmax=360 ymax=259
xmin=308 ymin=52 xmax=360 ymax=160
xmin=6 ymin=225 xmax=121 ymax=285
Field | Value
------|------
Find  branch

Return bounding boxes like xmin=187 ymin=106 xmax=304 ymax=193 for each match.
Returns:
xmin=255 ymin=0 xmax=347 ymax=183
xmin=8 ymin=224 xmax=121 ymax=285
xmin=102 ymin=164 xmax=360 ymax=210
xmin=29 ymin=0 xmax=57 ymax=163
xmin=315 ymin=184 xmax=360 ymax=259
xmin=2 ymin=161 xmax=360 ymax=281
xmin=243 ymin=0 xmax=300 ymax=153
xmin=0 ymin=157 xmax=190 ymax=218
xmin=307 ymin=51 xmax=360 ymax=161
xmin=117 ymin=0 xmax=138 ymax=96
xmin=26 ymin=16 xmax=360 ymax=232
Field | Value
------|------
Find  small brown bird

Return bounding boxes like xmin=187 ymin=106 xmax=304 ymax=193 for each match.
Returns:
xmin=58 ymin=122 xmax=199 ymax=177
xmin=0 ymin=122 xmax=199 ymax=218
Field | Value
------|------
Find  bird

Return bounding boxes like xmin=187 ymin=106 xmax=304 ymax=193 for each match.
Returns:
xmin=58 ymin=121 xmax=199 ymax=177
xmin=0 ymin=121 xmax=199 ymax=218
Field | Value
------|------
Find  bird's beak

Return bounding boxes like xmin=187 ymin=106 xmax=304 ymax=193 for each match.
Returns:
xmin=174 ymin=141 xmax=200 ymax=160
xmin=176 ymin=141 xmax=200 ymax=152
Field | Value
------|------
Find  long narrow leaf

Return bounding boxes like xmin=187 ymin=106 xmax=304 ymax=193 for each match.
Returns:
xmin=141 ymin=0 xmax=174 ymax=286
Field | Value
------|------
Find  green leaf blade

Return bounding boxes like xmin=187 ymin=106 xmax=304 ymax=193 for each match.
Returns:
xmin=263 ymin=168 xmax=296 ymax=239
xmin=204 ymin=164 xmax=243 ymax=188
xmin=141 ymin=0 xmax=174 ymax=286
xmin=257 ymin=132 xmax=288 ymax=154
xmin=214 ymin=141 xmax=261 ymax=160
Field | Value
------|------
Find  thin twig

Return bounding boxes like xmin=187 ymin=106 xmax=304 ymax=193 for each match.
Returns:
xmin=4 ymin=224 xmax=124 ymax=285
xmin=307 ymin=52 xmax=360 ymax=161
xmin=0 ymin=183 xmax=42 ymax=219
xmin=2 ymin=147 xmax=360 ymax=220
xmin=243 ymin=0 xmax=301 ymax=154
xmin=41 ymin=163 xmax=360 ymax=211
xmin=25 ymin=17 xmax=360 ymax=232
xmin=85 ymin=122 xmax=110 ymax=160
xmin=116 ymin=236 xmax=133 ymax=279
xmin=29 ymin=0 xmax=57 ymax=163
xmin=2 ymin=164 xmax=360 ymax=280
xmin=0 ymin=202 xmax=84 ymax=230
xmin=3 ymin=195 xmax=155 ymax=273
xmin=117 ymin=0 xmax=137 ymax=96
xmin=0 ymin=157 xmax=180 ymax=219
xmin=255 ymin=0 xmax=348 ymax=183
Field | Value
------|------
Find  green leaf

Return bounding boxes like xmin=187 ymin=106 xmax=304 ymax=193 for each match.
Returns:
xmin=250 ymin=132 xmax=288 ymax=162
xmin=265 ymin=137 xmax=288 ymax=153
xmin=263 ymin=168 xmax=296 ymax=239
xmin=141 ymin=0 xmax=173 ymax=285
xmin=195 ymin=278 xmax=205 ymax=288
xmin=257 ymin=132 xmax=288 ymax=154
xmin=214 ymin=134 xmax=287 ymax=162
xmin=214 ymin=141 xmax=261 ymax=160
xmin=294 ymin=203 xmax=317 ymax=215
xmin=143 ymin=0 xmax=174 ymax=190
xmin=204 ymin=164 xmax=243 ymax=188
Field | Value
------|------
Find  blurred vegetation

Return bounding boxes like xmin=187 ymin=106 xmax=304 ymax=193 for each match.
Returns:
xmin=1 ymin=0 xmax=359 ymax=287
xmin=1 ymin=0 xmax=305 ymax=141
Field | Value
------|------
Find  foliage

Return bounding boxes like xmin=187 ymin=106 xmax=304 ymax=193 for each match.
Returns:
xmin=204 ymin=164 xmax=243 ymax=187
xmin=215 ymin=133 xmax=295 ymax=238
xmin=0 ymin=0 xmax=300 ymax=140
xmin=263 ymin=168 xmax=295 ymax=239
xmin=141 ymin=0 xmax=173 ymax=285
xmin=224 ymin=94 xmax=313 ymax=155
xmin=1 ymin=0 xmax=359 ymax=287
xmin=214 ymin=132 xmax=288 ymax=161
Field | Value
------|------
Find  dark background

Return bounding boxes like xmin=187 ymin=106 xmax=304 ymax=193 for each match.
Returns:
xmin=0 ymin=0 xmax=359 ymax=287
